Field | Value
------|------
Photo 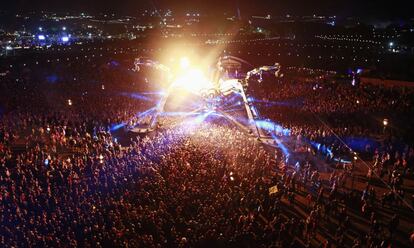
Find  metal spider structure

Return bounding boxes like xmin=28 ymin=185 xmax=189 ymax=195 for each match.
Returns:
xmin=130 ymin=55 xmax=283 ymax=143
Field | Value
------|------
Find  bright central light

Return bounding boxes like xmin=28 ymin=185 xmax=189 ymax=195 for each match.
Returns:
xmin=173 ymin=68 xmax=212 ymax=93
xmin=179 ymin=57 xmax=190 ymax=69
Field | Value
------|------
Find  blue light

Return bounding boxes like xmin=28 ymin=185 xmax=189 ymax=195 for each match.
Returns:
xmin=38 ymin=35 xmax=46 ymax=40
xmin=271 ymin=133 xmax=290 ymax=156
xmin=161 ymin=112 xmax=198 ymax=117
xmin=110 ymin=123 xmax=126 ymax=132
xmin=46 ymin=74 xmax=58 ymax=84
xmin=140 ymin=91 xmax=166 ymax=96
xmin=223 ymin=106 xmax=244 ymax=113
xmin=193 ymin=111 xmax=213 ymax=124
xmin=255 ymin=120 xmax=275 ymax=131
xmin=61 ymin=36 xmax=69 ymax=42
xmin=120 ymin=92 xmax=152 ymax=102
xmin=255 ymin=120 xmax=291 ymax=136
xmin=251 ymin=106 xmax=258 ymax=116
xmin=135 ymin=107 xmax=156 ymax=118
xmin=334 ymin=158 xmax=352 ymax=164
xmin=110 ymin=60 xmax=120 ymax=67
xmin=110 ymin=107 xmax=156 ymax=132
xmin=254 ymin=99 xmax=294 ymax=107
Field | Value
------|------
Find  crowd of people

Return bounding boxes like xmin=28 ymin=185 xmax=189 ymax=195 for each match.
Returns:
xmin=1 ymin=52 xmax=414 ymax=247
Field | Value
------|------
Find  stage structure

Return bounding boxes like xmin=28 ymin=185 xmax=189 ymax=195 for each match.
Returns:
xmin=131 ymin=55 xmax=283 ymax=143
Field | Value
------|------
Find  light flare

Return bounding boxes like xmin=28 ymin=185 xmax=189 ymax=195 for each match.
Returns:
xmin=172 ymin=68 xmax=213 ymax=94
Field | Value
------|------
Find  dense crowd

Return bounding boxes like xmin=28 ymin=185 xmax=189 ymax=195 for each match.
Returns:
xmin=1 ymin=54 xmax=414 ymax=247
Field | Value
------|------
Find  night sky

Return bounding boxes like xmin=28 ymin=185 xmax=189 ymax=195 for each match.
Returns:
xmin=3 ymin=0 xmax=412 ymax=19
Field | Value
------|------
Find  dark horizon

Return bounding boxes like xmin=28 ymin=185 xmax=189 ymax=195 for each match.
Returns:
xmin=2 ymin=0 xmax=412 ymax=20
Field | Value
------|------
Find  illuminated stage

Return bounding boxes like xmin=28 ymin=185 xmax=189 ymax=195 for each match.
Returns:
xmin=129 ymin=54 xmax=283 ymax=145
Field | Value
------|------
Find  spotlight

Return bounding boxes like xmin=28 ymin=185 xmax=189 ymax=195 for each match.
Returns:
xmin=173 ymin=69 xmax=212 ymax=93
xmin=61 ymin=36 xmax=69 ymax=42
